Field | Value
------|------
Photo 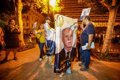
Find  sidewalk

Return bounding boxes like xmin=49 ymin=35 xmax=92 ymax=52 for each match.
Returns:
xmin=0 ymin=45 xmax=120 ymax=80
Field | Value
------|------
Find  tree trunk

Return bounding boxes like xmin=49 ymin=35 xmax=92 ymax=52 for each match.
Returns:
xmin=17 ymin=0 xmax=25 ymax=46
xmin=101 ymin=7 xmax=118 ymax=54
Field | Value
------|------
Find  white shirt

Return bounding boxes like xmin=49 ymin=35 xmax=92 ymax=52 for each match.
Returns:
xmin=44 ymin=22 xmax=55 ymax=40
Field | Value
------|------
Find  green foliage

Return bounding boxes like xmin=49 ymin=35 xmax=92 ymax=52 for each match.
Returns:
xmin=0 ymin=20 xmax=5 ymax=28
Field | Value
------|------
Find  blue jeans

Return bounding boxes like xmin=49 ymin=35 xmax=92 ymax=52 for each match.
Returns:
xmin=79 ymin=47 xmax=90 ymax=68
xmin=38 ymin=43 xmax=45 ymax=58
xmin=80 ymin=47 xmax=85 ymax=64
xmin=46 ymin=40 xmax=56 ymax=55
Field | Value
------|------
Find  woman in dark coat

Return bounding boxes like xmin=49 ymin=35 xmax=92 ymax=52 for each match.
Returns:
xmin=3 ymin=19 xmax=20 ymax=62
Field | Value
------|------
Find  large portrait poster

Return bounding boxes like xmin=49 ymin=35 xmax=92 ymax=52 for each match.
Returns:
xmin=54 ymin=14 xmax=78 ymax=54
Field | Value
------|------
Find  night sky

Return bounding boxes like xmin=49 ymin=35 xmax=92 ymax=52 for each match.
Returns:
xmin=0 ymin=0 xmax=15 ymax=13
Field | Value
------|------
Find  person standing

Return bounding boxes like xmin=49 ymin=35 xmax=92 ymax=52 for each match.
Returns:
xmin=44 ymin=17 xmax=56 ymax=65
xmin=0 ymin=26 xmax=5 ymax=55
xmin=76 ymin=26 xmax=81 ymax=61
xmin=44 ymin=17 xmax=55 ymax=55
xmin=80 ymin=16 xmax=95 ymax=71
xmin=36 ymin=24 xmax=46 ymax=61
xmin=2 ymin=19 xmax=20 ymax=62
xmin=58 ymin=27 xmax=76 ymax=77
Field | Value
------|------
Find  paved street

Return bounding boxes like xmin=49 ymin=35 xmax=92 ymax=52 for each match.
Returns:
xmin=0 ymin=45 xmax=120 ymax=80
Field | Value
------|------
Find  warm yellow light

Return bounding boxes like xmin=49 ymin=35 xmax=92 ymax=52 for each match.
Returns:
xmin=49 ymin=0 xmax=62 ymax=12
xmin=50 ymin=0 xmax=56 ymax=7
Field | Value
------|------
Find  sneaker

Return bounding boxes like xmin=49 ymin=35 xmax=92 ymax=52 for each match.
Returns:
xmin=54 ymin=68 xmax=61 ymax=73
xmin=39 ymin=58 xmax=42 ymax=61
xmin=50 ymin=62 xmax=54 ymax=66
xmin=80 ymin=67 xmax=88 ymax=71
xmin=43 ymin=55 xmax=46 ymax=59
xmin=66 ymin=67 xmax=71 ymax=74
xmin=59 ymin=72 xmax=64 ymax=77
xmin=43 ymin=55 xmax=48 ymax=60
xmin=79 ymin=62 xmax=84 ymax=66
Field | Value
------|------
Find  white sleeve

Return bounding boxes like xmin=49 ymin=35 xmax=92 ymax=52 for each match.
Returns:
xmin=44 ymin=23 xmax=50 ymax=31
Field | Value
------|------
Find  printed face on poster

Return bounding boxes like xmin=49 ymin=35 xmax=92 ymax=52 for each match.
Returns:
xmin=54 ymin=14 xmax=78 ymax=54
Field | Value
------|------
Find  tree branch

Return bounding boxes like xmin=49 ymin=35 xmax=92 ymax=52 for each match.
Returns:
xmin=100 ymin=0 xmax=110 ymax=10
xmin=116 ymin=0 xmax=120 ymax=8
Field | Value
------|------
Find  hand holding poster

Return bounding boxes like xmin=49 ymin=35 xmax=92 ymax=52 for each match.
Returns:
xmin=80 ymin=8 xmax=91 ymax=20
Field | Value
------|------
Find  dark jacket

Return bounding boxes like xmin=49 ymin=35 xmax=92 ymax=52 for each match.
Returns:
xmin=58 ymin=47 xmax=76 ymax=68
xmin=4 ymin=25 xmax=20 ymax=49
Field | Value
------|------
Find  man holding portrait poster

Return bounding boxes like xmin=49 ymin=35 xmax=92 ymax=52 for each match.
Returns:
xmin=54 ymin=14 xmax=77 ymax=77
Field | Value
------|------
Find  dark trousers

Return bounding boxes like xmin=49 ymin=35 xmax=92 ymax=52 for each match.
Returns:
xmin=54 ymin=54 xmax=59 ymax=72
xmin=54 ymin=54 xmax=71 ymax=73
xmin=77 ymin=43 xmax=81 ymax=61
xmin=38 ymin=43 xmax=45 ymax=58
xmin=80 ymin=47 xmax=90 ymax=68
xmin=46 ymin=40 xmax=55 ymax=56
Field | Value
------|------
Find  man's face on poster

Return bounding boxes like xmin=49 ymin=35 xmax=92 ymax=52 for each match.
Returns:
xmin=62 ymin=28 xmax=73 ymax=49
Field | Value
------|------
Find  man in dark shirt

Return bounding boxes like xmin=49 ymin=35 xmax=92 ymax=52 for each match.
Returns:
xmin=80 ymin=16 xmax=95 ymax=71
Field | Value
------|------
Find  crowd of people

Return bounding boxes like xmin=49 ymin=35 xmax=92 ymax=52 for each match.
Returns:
xmin=0 ymin=15 xmax=95 ymax=77
xmin=32 ymin=15 xmax=95 ymax=77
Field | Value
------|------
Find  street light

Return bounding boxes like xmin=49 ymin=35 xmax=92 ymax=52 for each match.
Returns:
xmin=49 ymin=0 xmax=57 ymax=28
xmin=50 ymin=0 xmax=56 ymax=7
xmin=48 ymin=0 xmax=56 ymax=15
xmin=49 ymin=0 xmax=62 ymax=18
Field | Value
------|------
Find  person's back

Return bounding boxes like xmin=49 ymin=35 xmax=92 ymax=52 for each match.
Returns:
xmin=44 ymin=17 xmax=56 ymax=55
